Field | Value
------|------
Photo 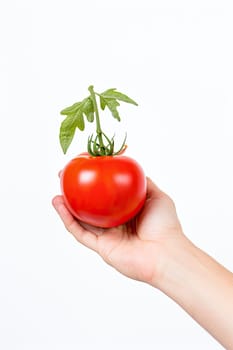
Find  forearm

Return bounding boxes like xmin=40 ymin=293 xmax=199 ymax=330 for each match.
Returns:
xmin=153 ymin=237 xmax=233 ymax=349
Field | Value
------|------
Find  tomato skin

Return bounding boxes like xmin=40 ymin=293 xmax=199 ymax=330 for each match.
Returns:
xmin=60 ymin=154 xmax=146 ymax=228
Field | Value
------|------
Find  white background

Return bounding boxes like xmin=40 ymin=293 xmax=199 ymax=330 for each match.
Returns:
xmin=0 ymin=0 xmax=232 ymax=349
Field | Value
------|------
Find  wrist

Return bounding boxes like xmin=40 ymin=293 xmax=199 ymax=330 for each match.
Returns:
xmin=149 ymin=234 xmax=196 ymax=291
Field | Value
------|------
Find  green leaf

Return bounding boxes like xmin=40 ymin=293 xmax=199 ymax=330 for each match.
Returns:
xmin=84 ymin=110 xmax=94 ymax=122
xmin=103 ymin=98 xmax=121 ymax=121
xmin=75 ymin=109 xmax=85 ymax=131
xmin=99 ymin=95 xmax=107 ymax=110
xmin=59 ymin=109 xmax=85 ymax=153
xmin=60 ymin=102 xmax=81 ymax=115
xmin=59 ymin=115 xmax=77 ymax=154
xmin=82 ymin=97 xmax=94 ymax=122
xmin=101 ymin=88 xmax=138 ymax=106
xmin=59 ymin=96 xmax=91 ymax=153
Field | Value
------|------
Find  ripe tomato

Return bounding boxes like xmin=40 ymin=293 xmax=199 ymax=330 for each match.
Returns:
xmin=60 ymin=153 xmax=146 ymax=228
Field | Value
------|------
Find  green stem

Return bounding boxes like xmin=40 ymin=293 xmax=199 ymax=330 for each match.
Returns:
xmin=88 ymin=85 xmax=105 ymax=154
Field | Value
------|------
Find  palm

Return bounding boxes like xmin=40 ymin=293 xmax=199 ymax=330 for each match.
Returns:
xmin=94 ymin=183 xmax=181 ymax=281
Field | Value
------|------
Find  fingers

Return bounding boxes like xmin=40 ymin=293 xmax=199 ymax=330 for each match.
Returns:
xmin=52 ymin=196 xmax=98 ymax=253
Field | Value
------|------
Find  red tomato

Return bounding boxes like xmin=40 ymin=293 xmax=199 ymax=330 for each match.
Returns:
xmin=60 ymin=154 xmax=146 ymax=228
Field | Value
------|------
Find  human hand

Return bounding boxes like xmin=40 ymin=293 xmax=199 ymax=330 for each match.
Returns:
xmin=52 ymin=177 xmax=233 ymax=349
xmin=52 ymin=177 xmax=184 ymax=285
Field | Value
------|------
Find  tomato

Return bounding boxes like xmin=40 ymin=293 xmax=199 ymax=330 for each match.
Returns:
xmin=60 ymin=154 xmax=146 ymax=228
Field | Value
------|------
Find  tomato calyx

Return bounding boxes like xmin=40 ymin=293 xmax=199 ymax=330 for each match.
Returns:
xmin=87 ymin=132 xmax=127 ymax=157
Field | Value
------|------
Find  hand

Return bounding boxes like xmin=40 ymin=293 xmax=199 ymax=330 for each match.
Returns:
xmin=52 ymin=177 xmax=184 ymax=285
xmin=52 ymin=177 xmax=233 ymax=349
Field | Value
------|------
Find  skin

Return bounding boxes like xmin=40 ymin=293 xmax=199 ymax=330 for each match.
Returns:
xmin=52 ymin=177 xmax=233 ymax=349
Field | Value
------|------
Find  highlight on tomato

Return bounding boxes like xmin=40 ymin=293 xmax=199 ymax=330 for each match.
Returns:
xmin=58 ymin=85 xmax=146 ymax=228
